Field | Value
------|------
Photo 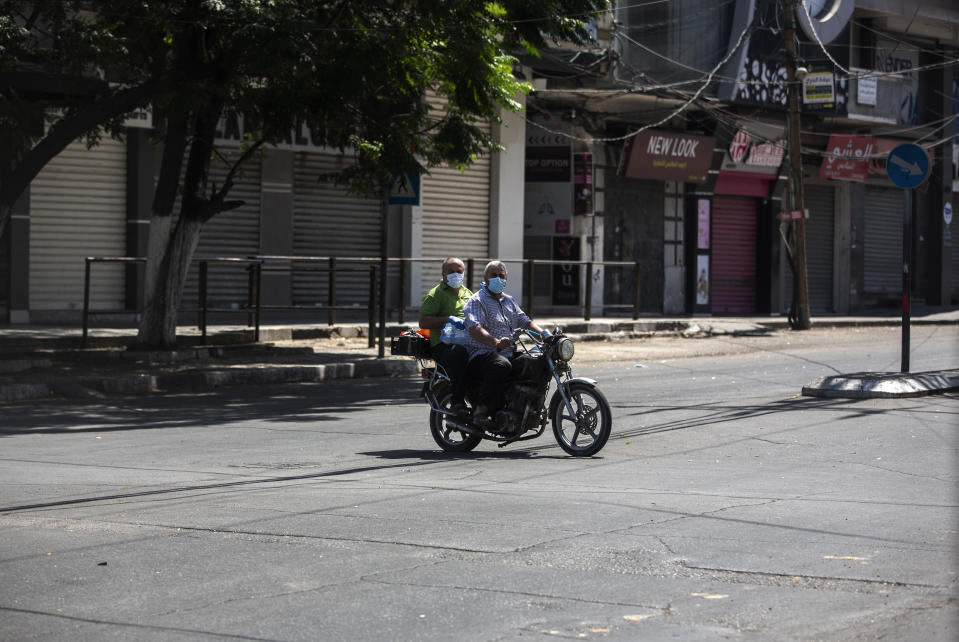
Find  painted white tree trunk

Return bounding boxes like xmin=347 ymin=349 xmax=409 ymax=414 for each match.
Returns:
xmin=136 ymin=215 xmax=203 ymax=348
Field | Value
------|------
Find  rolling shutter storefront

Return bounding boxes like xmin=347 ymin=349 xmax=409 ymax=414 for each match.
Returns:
xmin=711 ymin=195 xmax=758 ymax=314
xmin=29 ymin=137 xmax=126 ymax=313
xmin=0 ymin=223 xmax=8 ymax=316
xmin=782 ymin=184 xmax=835 ymax=313
xmin=420 ymin=155 xmax=490 ymax=294
xmin=419 ymin=90 xmax=491 ymax=296
xmin=293 ymin=151 xmax=381 ymax=308
xmin=183 ymin=153 xmax=262 ymax=311
xmin=953 ymin=193 xmax=958 ymax=303
xmin=863 ymin=186 xmax=903 ymax=297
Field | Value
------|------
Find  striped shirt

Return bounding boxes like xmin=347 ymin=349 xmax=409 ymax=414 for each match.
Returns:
xmin=463 ymin=286 xmax=531 ymax=361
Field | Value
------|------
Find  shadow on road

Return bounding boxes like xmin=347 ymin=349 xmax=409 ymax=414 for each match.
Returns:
xmin=610 ymin=393 xmax=959 ymax=447
xmin=0 ymin=378 xmax=424 ymax=437
xmin=360 ymin=448 xmax=568 ymax=461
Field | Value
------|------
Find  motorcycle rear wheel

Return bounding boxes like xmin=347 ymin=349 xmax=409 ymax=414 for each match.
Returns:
xmin=429 ymin=389 xmax=482 ymax=453
xmin=551 ymin=382 xmax=612 ymax=457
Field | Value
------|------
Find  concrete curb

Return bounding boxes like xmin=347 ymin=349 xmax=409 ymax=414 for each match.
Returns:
xmin=0 ymin=359 xmax=422 ymax=402
xmin=2 ymin=312 xmax=955 ymax=402
xmin=0 ymin=383 xmax=52 ymax=402
xmin=802 ymin=369 xmax=959 ymax=399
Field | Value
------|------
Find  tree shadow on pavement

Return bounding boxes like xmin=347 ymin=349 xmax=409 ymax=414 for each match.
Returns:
xmin=611 ymin=393 xmax=959 ymax=443
xmin=0 ymin=377 xmax=425 ymax=437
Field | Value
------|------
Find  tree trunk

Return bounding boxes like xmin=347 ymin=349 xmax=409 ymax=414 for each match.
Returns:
xmin=136 ymin=103 xmax=222 ymax=349
xmin=137 ymin=216 xmax=204 ymax=348
xmin=0 ymin=204 xmax=9 ymax=244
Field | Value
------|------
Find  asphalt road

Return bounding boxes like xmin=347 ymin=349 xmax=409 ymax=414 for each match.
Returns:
xmin=1 ymin=326 xmax=957 ymax=641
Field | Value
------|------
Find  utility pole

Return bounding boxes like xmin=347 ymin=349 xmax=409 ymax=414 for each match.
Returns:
xmin=783 ymin=0 xmax=812 ymax=330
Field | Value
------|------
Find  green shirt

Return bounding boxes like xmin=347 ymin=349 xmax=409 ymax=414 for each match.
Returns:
xmin=420 ymin=282 xmax=473 ymax=347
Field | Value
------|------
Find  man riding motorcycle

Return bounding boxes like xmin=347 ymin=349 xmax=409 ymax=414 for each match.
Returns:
xmin=464 ymin=260 xmax=545 ymax=429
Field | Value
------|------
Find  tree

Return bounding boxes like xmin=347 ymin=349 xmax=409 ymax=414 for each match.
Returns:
xmin=1 ymin=0 xmax=608 ymax=347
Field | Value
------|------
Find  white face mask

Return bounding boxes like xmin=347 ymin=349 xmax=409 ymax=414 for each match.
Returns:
xmin=445 ymin=272 xmax=465 ymax=289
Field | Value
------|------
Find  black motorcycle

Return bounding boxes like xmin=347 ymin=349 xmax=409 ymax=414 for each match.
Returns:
xmin=391 ymin=327 xmax=612 ymax=456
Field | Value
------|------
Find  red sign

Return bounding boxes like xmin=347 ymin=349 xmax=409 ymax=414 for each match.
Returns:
xmin=620 ymin=130 xmax=716 ymax=183
xmin=729 ymin=130 xmax=750 ymax=163
xmin=777 ymin=210 xmax=806 ymax=221
xmin=746 ymin=140 xmax=785 ymax=167
xmin=819 ymin=134 xmax=878 ymax=181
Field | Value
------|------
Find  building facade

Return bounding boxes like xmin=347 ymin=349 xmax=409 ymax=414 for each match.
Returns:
xmin=520 ymin=0 xmax=958 ymax=317
xmin=2 ymin=0 xmax=957 ymax=325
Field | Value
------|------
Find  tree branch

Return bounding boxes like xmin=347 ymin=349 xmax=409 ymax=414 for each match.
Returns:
xmin=0 ymin=78 xmax=171 ymax=210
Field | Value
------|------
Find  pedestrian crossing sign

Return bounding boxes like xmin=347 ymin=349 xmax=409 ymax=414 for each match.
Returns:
xmin=388 ymin=172 xmax=420 ymax=205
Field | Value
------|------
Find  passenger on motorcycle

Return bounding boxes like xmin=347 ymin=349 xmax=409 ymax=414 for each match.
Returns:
xmin=418 ymin=257 xmax=473 ymax=417
xmin=464 ymin=260 xmax=545 ymax=429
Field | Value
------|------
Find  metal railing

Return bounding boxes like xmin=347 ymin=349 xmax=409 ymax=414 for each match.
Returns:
xmin=384 ymin=257 xmax=641 ymax=324
xmin=254 ymin=255 xmax=379 ymax=347
xmin=82 ymin=256 xmax=146 ymax=346
xmin=83 ymin=256 xmax=266 ymax=347
xmin=82 ymin=255 xmax=641 ymax=350
xmin=196 ymin=257 xmax=263 ymax=341
xmin=520 ymin=259 xmax=641 ymax=321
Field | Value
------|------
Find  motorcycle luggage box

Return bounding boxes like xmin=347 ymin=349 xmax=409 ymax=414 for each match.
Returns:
xmin=390 ymin=331 xmax=430 ymax=358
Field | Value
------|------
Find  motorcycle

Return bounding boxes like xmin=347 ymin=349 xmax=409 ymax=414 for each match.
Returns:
xmin=391 ymin=327 xmax=613 ymax=456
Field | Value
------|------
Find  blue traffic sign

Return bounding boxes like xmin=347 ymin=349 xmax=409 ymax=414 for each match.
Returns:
xmin=886 ymin=143 xmax=931 ymax=189
xmin=388 ymin=172 xmax=420 ymax=206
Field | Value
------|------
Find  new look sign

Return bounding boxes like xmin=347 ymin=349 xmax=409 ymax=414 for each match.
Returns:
xmin=619 ymin=129 xmax=715 ymax=183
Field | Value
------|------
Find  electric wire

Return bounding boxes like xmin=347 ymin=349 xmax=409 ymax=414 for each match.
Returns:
xmin=616 ymin=0 xmax=736 ymax=33
xmin=851 ymin=18 xmax=957 ymax=61
xmin=526 ymin=10 xmax=756 ymax=143
xmin=799 ymin=0 xmax=851 ymax=75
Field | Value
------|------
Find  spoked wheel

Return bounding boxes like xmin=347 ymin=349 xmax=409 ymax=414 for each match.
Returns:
xmin=429 ymin=389 xmax=482 ymax=453
xmin=551 ymin=382 xmax=612 ymax=457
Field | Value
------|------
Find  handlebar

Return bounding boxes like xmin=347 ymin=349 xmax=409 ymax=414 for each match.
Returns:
xmin=509 ymin=327 xmax=560 ymax=353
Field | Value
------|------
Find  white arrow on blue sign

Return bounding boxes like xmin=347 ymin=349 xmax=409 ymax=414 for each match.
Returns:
xmin=885 ymin=143 xmax=931 ymax=190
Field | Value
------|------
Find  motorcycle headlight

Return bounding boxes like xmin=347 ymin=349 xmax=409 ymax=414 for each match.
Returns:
xmin=553 ymin=337 xmax=574 ymax=361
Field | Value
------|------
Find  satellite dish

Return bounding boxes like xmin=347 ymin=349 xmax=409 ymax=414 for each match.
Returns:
xmin=797 ymin=0 xmax=854 ymax=44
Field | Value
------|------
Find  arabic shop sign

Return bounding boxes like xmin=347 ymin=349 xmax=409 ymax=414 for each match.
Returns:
xmin=720 ymin=125 xmax=785 ymax=176
xmin=620 ymin=130 xmax=715 ymax=183
xmin=819 ymin=134 xmax=878 ymax=181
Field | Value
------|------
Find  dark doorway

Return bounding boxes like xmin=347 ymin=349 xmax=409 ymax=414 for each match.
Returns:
xmin=603 ymin=175 xmax=663 ymax=314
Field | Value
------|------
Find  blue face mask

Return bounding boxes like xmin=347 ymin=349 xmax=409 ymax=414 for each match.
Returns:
xmin=445 ymin=272 xmax=464 ymax=289
xmin=487 ymin=277 xmax=507 ymax=294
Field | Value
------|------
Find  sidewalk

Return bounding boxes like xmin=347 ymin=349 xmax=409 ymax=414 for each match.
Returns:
xmin=1 ymin=310 xmax=957 ymax=403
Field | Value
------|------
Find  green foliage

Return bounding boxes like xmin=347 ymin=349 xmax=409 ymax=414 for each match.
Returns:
xmin=2 ymin=0 xmax=608 ymax=196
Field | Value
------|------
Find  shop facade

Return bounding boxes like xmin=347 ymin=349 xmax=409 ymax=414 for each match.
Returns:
xmin=2 ymin=104 xmax=524 ymax=324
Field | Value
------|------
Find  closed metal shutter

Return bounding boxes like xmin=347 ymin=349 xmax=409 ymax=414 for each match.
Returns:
xmin=782 ymin=184 xmax=835 ymax=313
xmin=182 ymin=153 xmax=262 ymax=310
xmin=420 ymin=158 xmax=490 ymax=290
xmin=953 ymin=193 xmax=958 ymax=302
xmin=0 ymin=224 xmax=8 ymax=316
xmin=29 ymin=137 xmax=126 ymax=311
xmin=420 ymin=91 xmax=490 ymax=296
xmin=711 ymin=195 xmax=758 ymax=314
xmin=292 ymin=151 xmax=381 ymax=307
xmin=863 ymin=187 xmax=903 ymax=295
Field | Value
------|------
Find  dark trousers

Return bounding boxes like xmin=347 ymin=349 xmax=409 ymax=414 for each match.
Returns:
xmin=430 ymin=343 xmax=469 ymax=406
xmin=467 ymin=351 xmax=512 ymax=412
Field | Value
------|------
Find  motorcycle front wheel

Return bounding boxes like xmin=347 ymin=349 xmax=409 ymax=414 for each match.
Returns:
xmin=429 ymin=389 xmax=482 ymax=453
xmin=551 ymin=382 xmax=612 ymax=457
